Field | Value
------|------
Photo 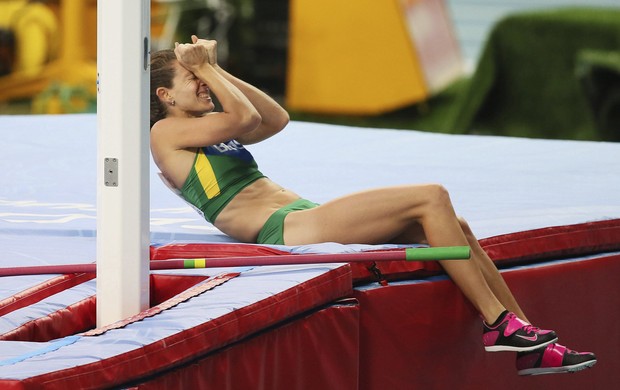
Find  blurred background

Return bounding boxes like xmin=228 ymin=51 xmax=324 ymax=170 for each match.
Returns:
xmin=0 ymin=0 xmax=618 ymax=141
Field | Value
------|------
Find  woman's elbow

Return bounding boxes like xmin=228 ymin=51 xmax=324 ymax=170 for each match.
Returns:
xmin=265 ymin=110 xmax=289 ymax=134
xmin=275 ymin=110 xmax=290 ymax=132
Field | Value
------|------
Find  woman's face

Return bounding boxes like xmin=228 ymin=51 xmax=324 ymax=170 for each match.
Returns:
xmin=168 ymin=61 xmax=214 ymax=116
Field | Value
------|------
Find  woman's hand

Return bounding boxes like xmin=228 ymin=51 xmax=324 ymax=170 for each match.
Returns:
xmin=174 ymin=35 xmax=218 ymax=70
xmin=174 ymin=41 xmax=210 ymax=70
xmin=191 ymin=35 xmax=218 ymax=66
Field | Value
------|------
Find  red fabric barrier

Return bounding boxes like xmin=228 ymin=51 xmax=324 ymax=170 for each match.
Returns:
xmin=150 ymin=242 xmax=289 ymax=260
xmin=480 ymin=219 xmax=620 ymax=264
xmin=8 ymin=265 xmax=352 ymax=389
xmin=149 ymin=274 xmax=209 ymax=306
xmin=131 ymin=299 xmax=360 ymax=389
xmin=0 ymin=274 xmax=210 ymax=342
xmin=0 ymin=296 xmax=95 ymax=342
xmin=348 ymin=259 xmax=441 ymax=283
xmin=354 ymin=254 xmax=620 ymax=389
xmin=0 ymin=273 xmax=94 ymax=317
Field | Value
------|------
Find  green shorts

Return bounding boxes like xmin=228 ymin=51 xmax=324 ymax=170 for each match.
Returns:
xmin=256 ymin=199 xmax=319 ymax=245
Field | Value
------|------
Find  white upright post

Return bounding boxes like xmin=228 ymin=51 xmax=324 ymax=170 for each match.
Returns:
xmin=96 ymin=0 xmax=151 ymax=327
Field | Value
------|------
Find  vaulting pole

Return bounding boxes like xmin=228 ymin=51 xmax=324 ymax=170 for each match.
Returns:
xmin=96 ymin=0 xmax=151 ymax=327
xmin=0 ymin=247 xmax=471 ymax=276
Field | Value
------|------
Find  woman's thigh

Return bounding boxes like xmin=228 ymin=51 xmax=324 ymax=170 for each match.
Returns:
xmin=282 ymin=184 xmax=444 ymax=245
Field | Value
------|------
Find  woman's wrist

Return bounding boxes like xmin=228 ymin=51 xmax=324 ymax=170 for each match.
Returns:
xmin=189 ymin=62 xmax=216 ymax=74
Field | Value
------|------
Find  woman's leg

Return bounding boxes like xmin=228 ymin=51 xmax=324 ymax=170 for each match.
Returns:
xmin=283 ymin=184 xmax=505 ymax=323
xmin=458 ymin=217 xmax=528 ymax=321
xmin=385 ymin=212 xmax=527 ymax=319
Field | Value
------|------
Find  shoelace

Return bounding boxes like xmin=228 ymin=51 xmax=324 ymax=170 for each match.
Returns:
xmin=504 ymin=312 xmax=542 ymax=334
xmin=521 ymin=324 xmax=541 ymax=335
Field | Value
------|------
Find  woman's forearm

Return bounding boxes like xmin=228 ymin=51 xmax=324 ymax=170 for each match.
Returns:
xmin=193 ymin=64 xmax=260 ymax=126
xmin=214 ymin=65 xmax=289 ymax=133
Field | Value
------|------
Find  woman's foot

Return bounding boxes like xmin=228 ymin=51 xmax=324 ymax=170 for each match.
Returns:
xmin=483 ymin=311 xmax=557 ymax=352
xmin=516 ymin=343 xmax=597 ymax=376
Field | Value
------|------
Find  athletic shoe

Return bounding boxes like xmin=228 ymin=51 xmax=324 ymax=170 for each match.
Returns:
xmin=517 ymin=343 xmax=597 ymax=376
xmin=483 ymin=311 xmax=558 ymax=352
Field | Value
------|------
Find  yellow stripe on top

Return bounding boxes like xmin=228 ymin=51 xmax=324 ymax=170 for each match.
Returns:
xmin=195 ymin=149 xmax=221 ymax=199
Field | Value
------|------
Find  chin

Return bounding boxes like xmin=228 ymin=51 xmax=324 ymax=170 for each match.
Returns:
xmin=188 ymin=104 xmax=215 ymax=117
xmin=200 ymin=99 xmax=214 ymax=109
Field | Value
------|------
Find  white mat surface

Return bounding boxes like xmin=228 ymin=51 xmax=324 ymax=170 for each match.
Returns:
xmin=1 ymin=113 xmax=619 ymax=268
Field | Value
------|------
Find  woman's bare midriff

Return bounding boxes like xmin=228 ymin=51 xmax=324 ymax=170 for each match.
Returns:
xmin=213 ymin=177 xmax=301 ymax=242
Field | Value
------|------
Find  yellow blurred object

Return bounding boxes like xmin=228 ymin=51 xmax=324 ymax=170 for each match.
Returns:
xmin=0 ymin=0 xmax=59 ymax=76
xmin=0 ymin=0 xmax=97 ymax=114
xmin=286 ymin=0 xmax=464 ymax=115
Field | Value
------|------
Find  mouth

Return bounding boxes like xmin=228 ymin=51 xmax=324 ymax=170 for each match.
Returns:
xmin=197 ymin=87 xmax=212 ymax=102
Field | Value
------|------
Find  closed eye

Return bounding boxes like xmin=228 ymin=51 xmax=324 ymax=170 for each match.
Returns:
xmin=184 ymin=75 xmax=199 ymax=86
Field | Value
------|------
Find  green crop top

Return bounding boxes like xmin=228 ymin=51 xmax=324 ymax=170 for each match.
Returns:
xmin=180 ymin=140 xmax=265 ymax=223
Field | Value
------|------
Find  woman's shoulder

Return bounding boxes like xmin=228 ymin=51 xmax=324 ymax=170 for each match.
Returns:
xmin=150 ymin=117 xmax=186 ymax=148
xmin=150 ymin=116 xmax=177 ymax=133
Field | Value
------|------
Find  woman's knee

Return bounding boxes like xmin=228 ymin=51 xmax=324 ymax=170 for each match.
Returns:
xmin=420 ymin=183 xmax=452 ymax=209
xmin=399 ymin=183 xmax=454 ymax=222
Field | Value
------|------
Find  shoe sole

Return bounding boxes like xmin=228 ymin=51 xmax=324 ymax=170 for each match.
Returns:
xmin=484 ymin=337 xmax=558 ymax=352
xmin=518 ymin=359 xmax=597 ymax=376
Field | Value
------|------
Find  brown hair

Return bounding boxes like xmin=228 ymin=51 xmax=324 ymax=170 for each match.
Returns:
xmin=150 ymin=49 xmax=177 ymax=128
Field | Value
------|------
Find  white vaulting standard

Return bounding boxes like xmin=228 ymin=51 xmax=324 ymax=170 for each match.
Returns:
xmin=96 ymin=0 xmax=151 ymax=326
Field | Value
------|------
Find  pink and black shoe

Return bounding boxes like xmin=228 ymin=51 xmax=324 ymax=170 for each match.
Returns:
xmin=516 ymin=343 xmax=597 ymax=376
xmin=483 ymin=311 xmax=557 ymax=352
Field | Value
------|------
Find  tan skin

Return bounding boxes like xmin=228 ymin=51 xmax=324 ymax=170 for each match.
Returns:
xmin=151 ymin=36 xmax=526 ymax=325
